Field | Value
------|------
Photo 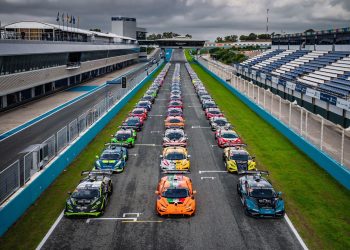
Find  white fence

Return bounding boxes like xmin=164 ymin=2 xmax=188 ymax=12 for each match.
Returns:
xmin=199 ymin=57 xmax=350 ymax=169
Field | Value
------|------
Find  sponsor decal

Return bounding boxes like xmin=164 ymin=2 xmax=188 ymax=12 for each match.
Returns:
xmin=286 ymin=81 xmax=296 ymax=90
xmin=336 ymin=98 xmax=350 ymax=111
xmin=320 ymin=93 xmax=337 ymax=105
xmin=305 ymin=88 xmax=321 ymax=99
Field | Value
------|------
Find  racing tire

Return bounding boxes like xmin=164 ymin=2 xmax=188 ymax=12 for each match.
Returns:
xmin=237 ymin=184 xmax=241 ymax=196
xmin=109 ymin=183 xmax=113 ymax=195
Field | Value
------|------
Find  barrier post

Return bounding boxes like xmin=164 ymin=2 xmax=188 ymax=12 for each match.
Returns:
xmin=300 ymin=108 xmax=303 ymax=136
xmin=289 ymin=102 xmax=292 ymax=126
xmin=341 ymin=127 xmax=345 ymax=165
xmin=305 ymin=111 xmax=308 ymax=139
xmin=279 ymin=96 xmax=282 ymax=119
xmin=263 ymin=88 xmax=266 ymax=107
xmin=320 ymin=116 xmax=324 ymax=150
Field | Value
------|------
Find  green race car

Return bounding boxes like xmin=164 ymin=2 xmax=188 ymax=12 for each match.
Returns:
xmin=64 ymin=171 xmax=113 ymax=217
xmin=111 ymin=128 xmax=136 ymax=148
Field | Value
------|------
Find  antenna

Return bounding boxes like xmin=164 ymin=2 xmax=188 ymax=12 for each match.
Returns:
xmin=266 ymin=9 xmax=269 ymax=33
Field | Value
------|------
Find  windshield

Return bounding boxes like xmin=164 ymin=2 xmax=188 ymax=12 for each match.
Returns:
xmin=101 ymin=152 xmax=121 ymax=160
xmin=250 ymin=189 xmax=275 ymax=198
xmin=167 ymin=132 xmax=182 ymax=140
xmin=116 ymin=133 xmax=131 ymax=140
xmin=169 ymin=110 xmax=181 ymax=114
xmin=169 ymin=119 xmax=181 ymax=123
xmin=222 ymin=133 xmax=237 ymax=139
xmin=162 ymin=188 xmax=189 ymax=198
xmin=170 ymin=102 xmax=181 ymax=106
xmin=210 ymin=111 xmax=220 ymax=114
xmin=230 ymin=154 xmax=249 ymax=161
xmin=126 ymin=118 xmax=139 ymax=125
xmin=165 ymin=152 xmax=186 ymax=160
xmin=215 ymin=120 xmax=227 ymax=125
xmin=72 ymin=188 xmax=100 ymax=199
xmin=133 ymin=110 xmax=144 ymax=114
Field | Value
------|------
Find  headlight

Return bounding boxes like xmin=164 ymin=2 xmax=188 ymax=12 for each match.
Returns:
xmin=91 ymin=200 xmax=101 ymax=209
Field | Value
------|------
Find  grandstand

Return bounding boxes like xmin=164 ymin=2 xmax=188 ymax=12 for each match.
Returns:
xmin=236 ymin=28 xmax=350 ymax=127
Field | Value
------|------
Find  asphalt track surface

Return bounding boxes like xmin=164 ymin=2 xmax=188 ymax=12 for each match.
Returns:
xmin=0 ymin=62 xmax=152 ymax=171
xmin=41 ymin=49 xmax=302 ymax=250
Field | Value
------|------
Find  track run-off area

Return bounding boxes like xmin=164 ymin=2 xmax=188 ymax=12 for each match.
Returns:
xmin=35 ymin=50 xmax=303 ymax=250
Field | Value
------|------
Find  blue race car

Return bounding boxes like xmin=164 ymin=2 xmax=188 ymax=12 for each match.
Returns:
xmin=94 ymin=144 xmax=128 ymax=173
xmin=237 ymin=171 xmax=285 ymax=218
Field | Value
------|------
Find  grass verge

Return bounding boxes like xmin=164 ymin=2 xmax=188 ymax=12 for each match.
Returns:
xmin=185 ymin=49 xmax=350 ymax=250
xmin=0 ymin=65 xmax=165 ymax=250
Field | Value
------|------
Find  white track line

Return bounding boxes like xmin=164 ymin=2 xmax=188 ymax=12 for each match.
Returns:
xmin=36 ymin=211 xmax=64 ymax=250
xmin=198 ymin=170 xmax=227 ymax=174
xmin=284 ymin=214 xmax=308 ymax=250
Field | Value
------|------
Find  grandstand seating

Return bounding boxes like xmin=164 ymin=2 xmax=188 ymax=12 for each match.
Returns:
xmin=239 ymin=49 xmax=350 ymax=98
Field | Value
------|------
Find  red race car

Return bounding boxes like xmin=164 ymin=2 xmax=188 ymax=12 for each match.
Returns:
xmin=215 ymin=129 xmax=243 ymax=148
xmin=130 ymin=108 xmax=148 ymax=121
xmin=168 ymin=100 xmax=183 ymax=109
xmin=205 ymin=108 xmax=224 ymax=120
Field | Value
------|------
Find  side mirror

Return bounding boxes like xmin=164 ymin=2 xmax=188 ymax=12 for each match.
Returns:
xmin=193 ymin=190 xmax=197 ymax=194
xmin=111 ymin=134 xmax=114 ymax=137
xmin=277 ymin=191 xmax=282 ymax=197
xmin=95 ymin=155 xmax=99 ymax=159
xmin=252 ymin=156 xmax=256 ymax=159
xmin=155 ymin=190 xmax=159 ymax=194
xmin=159 ymin=155 xmax=163 ymax=158
xmin=188 ymin=155 xmax=191 ymax=158
xmin=67 ymin=191 xmax=72 ymax=195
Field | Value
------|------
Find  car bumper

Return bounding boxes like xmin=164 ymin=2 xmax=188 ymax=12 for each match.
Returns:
xmin=156 ymin=205 xmax=195 ymax=216
xmin=246 ymin=208 xmax=285 ymax=218
xmin=64 ymin=211 xmax=102 ymax=217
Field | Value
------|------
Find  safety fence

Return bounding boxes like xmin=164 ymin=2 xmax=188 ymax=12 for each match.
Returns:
xmin=0 ymin=60 xmax=162 ymax=205
xmin=199 ymin=57 xmax=350 ymax=170
xmin=196 ymin=56 xmax=350 ymax=189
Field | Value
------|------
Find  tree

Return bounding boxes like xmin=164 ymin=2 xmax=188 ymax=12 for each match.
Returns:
xmin=185 ymin=34 xmax=192 ymax=38
xmin=248 ymin=33 xmax=257 ymax=40
xmin=224 ymin=35 xmax=238 ymax=42
xmin=215 ymin=37 xmax=224 ymax=43
xmin=147 ymin=33 xmax=158 ymax=40
xmin=239 ymin=35 xmax=248 ymax=41
xmin=257 ymin=34 xmax=271 ymax=40
xmin=304 ymin=29 xmax=315 ymax=33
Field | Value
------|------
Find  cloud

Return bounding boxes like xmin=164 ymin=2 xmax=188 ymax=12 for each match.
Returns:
xmin=0 ymin=0 xmax=349 ymax=40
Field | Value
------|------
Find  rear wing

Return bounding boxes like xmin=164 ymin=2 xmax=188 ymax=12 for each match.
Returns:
xmin=81 ymin=170 xmax=113 ymax=176
xmin=162 ymin=170 xmax=190 ymax=174
xmin=238 ymin=170 xmax=269 ymax=176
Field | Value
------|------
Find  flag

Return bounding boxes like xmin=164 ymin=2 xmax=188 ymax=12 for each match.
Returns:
xmin=69 ymin=15 xmax=73 ymax=24
xmin=56 ymin=12 xmax=59 ymax=22
xmin=73 ymin=16 xmax=76 ymax=25
xmin=66 ymin=13 xmax=69 ymax=23
xmin=62 ymin=12 xmax=64 ymax=24
xmin=77 ymin=16 xmax=80 ymax=28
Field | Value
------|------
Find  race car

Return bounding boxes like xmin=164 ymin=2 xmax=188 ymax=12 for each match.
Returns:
xmin=141 ymin=94 xmax=155 ymax=104
xmin=111 ymin=128 xmax=136 ymax=147
xmin=146 ymin=89 xmax=157 ymax=98
xmin=164 ymin=116 xmax=185 ymax=129
xmin=64 ymin=170 xmax=113 ymax=217
xmin=171 ymin=90 xmax=181 ymax=96
xmin=155 ymin=175 xmax=196 ymax=216
xmin=170 ymin=94 xmax=182 ymax=101
xmin=205 ymin=108 xmax=224 ymax=120
xmin=223 ymin=146 xmax=256 ymax=173
xmin=160 ymin=147 xmax=191 ymax=173
xmin=216 ymin=129 xmax=243 ymax=148
xmin=121 ymin=116 xmax=143 ymax=131
xmin=136 ymin=100 xmax=152 ymax=111
xmin=237 ymin=171 xmax=285 ymax=218
xmin=167 ymin=107 xmax=183 ymax=117
xmin=202 ymin=100 xmax=217 ymax=110
xmin=163 ymin=128 xmax=187 ymax=147
xmin=94 ymin=144 xmax=128 ymax=172
xmin=168 ymin=100 xmax=183 ymax=109
xmin=199 ymin=95 xmax=212 ymax=104
xmin=209 ymin=117 xmax=232 ymax=131
xmin=130 ymin=108 xmax=148 ymax=121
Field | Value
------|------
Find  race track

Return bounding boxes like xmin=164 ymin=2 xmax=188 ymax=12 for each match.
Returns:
xmin=41 ymin=49 xmax=302 ymax=250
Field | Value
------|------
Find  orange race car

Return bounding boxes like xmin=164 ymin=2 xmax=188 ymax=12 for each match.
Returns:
xmin=155 ymin=175 xmax=196 ymax=216
xmin=164 ymin=116 xmax=185 ymax=129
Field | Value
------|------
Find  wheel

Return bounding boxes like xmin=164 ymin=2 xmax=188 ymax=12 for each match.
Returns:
xmin=237 ymin=184 xmax=241 ymax=196
xmin=109 ymin=183 xmax=113 ymax=195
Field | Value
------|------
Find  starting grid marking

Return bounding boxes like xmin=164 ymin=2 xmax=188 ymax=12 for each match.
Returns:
xmin=148 ymin=114 xmax=164 ymax=117
xmin=200 ymin=176 xmax=216 ymax=180
xmin=134 ymin=143 xmax=162 ymax=147
xmin=150 ymin=130 xmax=162 ymax=134
xmin=199 ymin=170 xmax=227 ymax=174
xmin=191 ymin=125 xmax=211 ymax=129
xmin=86 ymin=212 xmax=162 ymax=224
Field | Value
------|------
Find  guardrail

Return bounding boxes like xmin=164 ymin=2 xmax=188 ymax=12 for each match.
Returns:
xmin=0 ymin=60 xmax=164 ymax=236
xmin=194 ymin=57 xmax=350 ymax=190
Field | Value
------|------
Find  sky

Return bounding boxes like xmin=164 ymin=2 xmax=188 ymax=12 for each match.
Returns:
xmin=0 ymin=0 xmax=350 ymax=41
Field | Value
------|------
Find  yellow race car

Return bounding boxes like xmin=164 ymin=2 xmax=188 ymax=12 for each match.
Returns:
xmin=223 ymin=146 xmax=256 ymax=173
xmin=160 ymin=147 xmax=190 ymax=173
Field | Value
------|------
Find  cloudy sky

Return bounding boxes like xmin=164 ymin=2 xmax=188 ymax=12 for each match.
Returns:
xmin=0 ymin=0 xmax=349 ymax=40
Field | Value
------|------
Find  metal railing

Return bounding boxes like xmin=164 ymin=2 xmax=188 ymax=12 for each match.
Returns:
xmin=199 ymin=56 xmax=350 ymax=170
xmin=0 ymin=60 xmax=162 ymax=205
